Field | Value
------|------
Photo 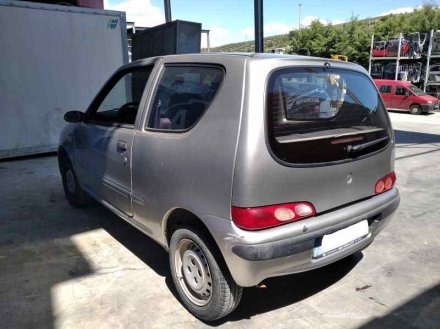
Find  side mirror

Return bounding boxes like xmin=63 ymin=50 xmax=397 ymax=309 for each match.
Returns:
xmin=404 ymin=91 xmax=410 ymax=97
xmin=64 ymin=110 xmax=85 ymax=123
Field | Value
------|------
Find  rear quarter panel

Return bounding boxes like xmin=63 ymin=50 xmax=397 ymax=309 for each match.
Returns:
xmin=130 ymin=56 xmax=247 ymax=245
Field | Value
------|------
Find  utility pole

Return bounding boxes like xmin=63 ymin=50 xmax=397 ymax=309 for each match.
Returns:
xmin=206 ymin=30 xmax=210 ymax=52
xmin=298 ymin=2 xmax=302 ymax=30
xmin=164 ymin=0 xmax=171 ymax=23
xmin=254 ymin=0 xmax=264 ymax=53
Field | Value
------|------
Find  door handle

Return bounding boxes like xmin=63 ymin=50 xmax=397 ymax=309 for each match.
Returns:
xmin=116 ymin=140 xmax=127 ymax=152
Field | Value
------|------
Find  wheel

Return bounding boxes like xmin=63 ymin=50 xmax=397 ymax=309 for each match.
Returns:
xmin=59 ymin=154 xmax=90 ymax=207
xmin=169 ymin=227 xmax=242 ymax=321
xmin=409 ymin=104 xmax=422 ymax=115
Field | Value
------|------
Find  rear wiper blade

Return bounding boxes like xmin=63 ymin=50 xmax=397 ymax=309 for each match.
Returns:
xmin=347 ymin=136 xmax=389 ymax=154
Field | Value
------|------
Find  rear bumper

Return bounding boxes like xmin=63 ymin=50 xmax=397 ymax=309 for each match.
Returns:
xmin=202 ymin=188 xmax=400 ymax=287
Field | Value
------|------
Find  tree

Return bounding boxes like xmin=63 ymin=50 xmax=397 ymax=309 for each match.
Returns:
xmin=288 ymin=3 xmax=440 ymax=68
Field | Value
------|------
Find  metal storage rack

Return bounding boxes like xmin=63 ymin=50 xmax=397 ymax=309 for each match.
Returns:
xmin=423 ymin=29 xmax=440 ymax=92
xmin=368 ymin=33 xmax=404 ymax=81
xmin=369 ymin=30 xmax=440 ymax=94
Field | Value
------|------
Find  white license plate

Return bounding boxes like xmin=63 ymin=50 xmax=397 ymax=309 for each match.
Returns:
xmin=313 ymin=220 xmax=369 ymax=258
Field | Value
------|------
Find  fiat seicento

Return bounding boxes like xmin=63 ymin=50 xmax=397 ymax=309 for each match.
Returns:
xmin=59 ymin=53 xmax=400 ymax=321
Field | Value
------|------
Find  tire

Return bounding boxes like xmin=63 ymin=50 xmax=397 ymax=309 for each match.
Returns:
xmin=409 ymin=104 xmax=422 ymax=115
xmin=169 ymin=227 xmax=242 ymax=321
xmin=59 ymin=154 xmax=90 ymax=207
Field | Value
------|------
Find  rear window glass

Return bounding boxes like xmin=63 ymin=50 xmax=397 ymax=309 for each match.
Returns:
xmin=267 ymin=67 xmax=391 ymax=164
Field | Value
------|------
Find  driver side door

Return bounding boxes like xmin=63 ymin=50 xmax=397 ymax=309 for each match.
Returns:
xmin=75 ymin=66 xmax=153 ymax=216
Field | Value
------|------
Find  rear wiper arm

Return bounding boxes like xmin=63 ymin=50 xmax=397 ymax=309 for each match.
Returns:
xmin=347 ymin=136 xmax=389 ymax=154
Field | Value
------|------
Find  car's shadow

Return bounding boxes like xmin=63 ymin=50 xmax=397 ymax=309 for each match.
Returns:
xmin=198 ymin=253 xmax=362 ymax=325
xmin=90 ymin=202 xmax=171 ymax=278
xmin=93 ymin=201 xmax=362 ymax=323
xmin=388 ymin=110 xmax=436 ymax=116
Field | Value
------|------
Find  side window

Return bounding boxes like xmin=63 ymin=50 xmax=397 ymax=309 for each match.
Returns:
xmin=89 ymin=67 xmax=152 ymax=126
xmin=147 ymin=65 xmax=224 ymax=131
xmin=395 ymin=86 xmax=406 ymax=96
xmin=379 ymin=85 xmax=392 ymax=93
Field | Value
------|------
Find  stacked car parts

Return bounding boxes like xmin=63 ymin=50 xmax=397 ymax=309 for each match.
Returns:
xmin=373 ymin=62 xmax=422 ymax=83
xmin=369 ymin=30 xmax=440 ymax=101
xmin=372 ymin=33 xmax=426 ymax=59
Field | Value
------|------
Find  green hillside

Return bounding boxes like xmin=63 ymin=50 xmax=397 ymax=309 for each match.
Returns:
xmin=205 ymin=4 xmax=440 ymax=68
xmin=205 ymin=33 xmax=291 ymax=53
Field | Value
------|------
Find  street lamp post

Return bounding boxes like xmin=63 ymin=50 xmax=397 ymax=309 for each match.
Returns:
xmin=164 ymin=0 xmax=171 ymax=22
xmin=254 ymin=0 xmax=264 ymax=53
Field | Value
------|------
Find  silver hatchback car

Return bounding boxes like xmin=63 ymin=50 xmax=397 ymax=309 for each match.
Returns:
xmin=59 ymin=53 xmax=400 ymax=321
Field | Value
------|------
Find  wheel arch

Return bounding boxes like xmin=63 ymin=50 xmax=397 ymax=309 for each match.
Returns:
xmin=162 ymin=207 xmax=235 ymax=276
xmin=409 ymin=102 xmax=421 ymax=110
xmin=57 ymin=146 xmax=71 ymax=172
xmin=165 ymin=208 xmax=243 ymax=320
xmin=163 ymin=208 xmax=213 ymax=248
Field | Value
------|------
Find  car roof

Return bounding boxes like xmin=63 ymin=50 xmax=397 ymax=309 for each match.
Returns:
xmin=374 ymin=79 xmax=411 ymax=85
xmin=126 ymin=53 xmax=363 ymax=71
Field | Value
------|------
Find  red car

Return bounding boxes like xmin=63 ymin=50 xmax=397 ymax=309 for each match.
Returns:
xmin=375 ymin=80 xmax=439 ymax=114
xmin=372 ymin=41 xmax=388 ymax=57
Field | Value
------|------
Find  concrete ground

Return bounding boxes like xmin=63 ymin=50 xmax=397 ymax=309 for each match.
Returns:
xmin=0 ymin=111 xmax=439 ymax=329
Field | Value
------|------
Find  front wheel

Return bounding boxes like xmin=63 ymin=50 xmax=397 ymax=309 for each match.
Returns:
xmin=409 ymin=104 xmax=422 ymax=115
xmin=169 ymin=227 xmax=242 ymax=321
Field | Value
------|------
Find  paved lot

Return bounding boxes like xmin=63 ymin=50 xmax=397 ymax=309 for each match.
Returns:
xmin=0 ymin=111 xmax=439 ymax=329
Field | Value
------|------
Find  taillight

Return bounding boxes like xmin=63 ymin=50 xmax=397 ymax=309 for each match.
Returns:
xmin=375 ymin=171 xmax=396 ymax=194
xmin=231 ymin=202 xmax=316 ymax=230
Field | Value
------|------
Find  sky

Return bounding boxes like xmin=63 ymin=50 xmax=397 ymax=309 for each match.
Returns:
xmin=104 ymin=0 xmax=426 ymax=47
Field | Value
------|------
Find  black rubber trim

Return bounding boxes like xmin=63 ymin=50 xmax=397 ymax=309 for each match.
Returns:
xmin=420 ymin=104 xmax=435 ymax=112
xmin=232 ymin=239 xmax=315 ymax=261
xmin=231 ymin=199 xmax=399 ymax=261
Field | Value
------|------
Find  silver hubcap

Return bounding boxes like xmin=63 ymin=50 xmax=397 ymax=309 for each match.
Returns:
xmin=66 ymin=169 xmax=76 ymax=194
xmin=174 ymin=239 xmax=212 ymax=306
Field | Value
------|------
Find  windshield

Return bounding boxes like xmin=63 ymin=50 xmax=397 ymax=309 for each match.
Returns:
xmin=266 ymin=67 xmax=391 ymax=164
xmin=408 ymin=85 xmax=426 ymax=96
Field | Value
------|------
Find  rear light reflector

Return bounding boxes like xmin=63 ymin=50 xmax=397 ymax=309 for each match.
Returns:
xmin=375 ymin=180 xmax=385 ymax=194
xmin=274 ymin=207 xmax=295 ymax=221
xmin=294 ymin=203 xmax=314 ymax=217
xmin=231 ymin=202 xmax=316 ymax=230
xmin=375 ymin=171 xmax=396 ymax=195
xmin=384 ymin=177 xmax=393 ymax=190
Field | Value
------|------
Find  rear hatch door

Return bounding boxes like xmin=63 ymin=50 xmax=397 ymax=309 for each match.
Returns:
xmin=232 ymin=64 xmax=394 ymax=213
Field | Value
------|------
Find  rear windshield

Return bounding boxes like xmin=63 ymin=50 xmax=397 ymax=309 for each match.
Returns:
xmin=267 ymin=67 xmax=391 ymax=165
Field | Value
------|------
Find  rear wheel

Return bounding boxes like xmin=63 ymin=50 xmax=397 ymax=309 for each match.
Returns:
xmin=409 ymin=104 xmax=422 ymax=115
xmin=169 ymin=227 xmax=242 ymax=321
xmin=59 ymin=154 xmax=90 ymax=207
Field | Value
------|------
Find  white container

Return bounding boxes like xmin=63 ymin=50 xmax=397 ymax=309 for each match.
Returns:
xmin=0 ymin=0 xmax=128 ymax=158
